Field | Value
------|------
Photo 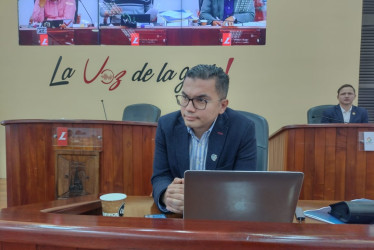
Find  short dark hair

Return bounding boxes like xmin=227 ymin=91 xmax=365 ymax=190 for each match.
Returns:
xmin=185 ymin=64 xmax=229 ymax=99
xmin=337 ymin=84 xmax=355 ymax=94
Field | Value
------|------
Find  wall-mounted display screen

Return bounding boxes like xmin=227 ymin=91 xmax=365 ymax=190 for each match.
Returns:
xmin=18 ymin=0 xmax=267 ymax=46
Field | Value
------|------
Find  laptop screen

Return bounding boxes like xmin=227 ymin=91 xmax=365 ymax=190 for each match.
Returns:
xmin=183 ymin=170 xmax=304 ymax=223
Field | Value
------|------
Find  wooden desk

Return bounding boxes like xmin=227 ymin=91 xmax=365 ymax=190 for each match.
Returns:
xmin=0 ymin=196 xmax=373 ymax=249
xmin=1 ymin=119 xmax=157 ymax=207
xmin=269 ymin=124 xmax=374 ymax=200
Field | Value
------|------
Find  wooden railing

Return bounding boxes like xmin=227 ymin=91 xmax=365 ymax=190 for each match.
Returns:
xmin=269 ymin=124 xmax=374 ymax=200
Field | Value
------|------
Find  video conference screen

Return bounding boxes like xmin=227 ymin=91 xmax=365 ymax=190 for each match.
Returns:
xmin=18 ymin=0 xmax=267 ymax=46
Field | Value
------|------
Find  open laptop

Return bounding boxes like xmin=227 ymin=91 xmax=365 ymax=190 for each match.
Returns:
xmin=184 ymin=170 xmax=304 ymax=223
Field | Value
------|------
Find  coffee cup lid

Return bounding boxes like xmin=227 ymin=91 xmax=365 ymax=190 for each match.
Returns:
xmin=100 ymin=193 xmax=127 ymax=201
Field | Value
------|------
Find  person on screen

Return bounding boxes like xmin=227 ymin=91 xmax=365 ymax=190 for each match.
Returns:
xmin=30 ymin=0 xmax=76 ymax=23
xmin=151 ymin=64 xmax=257 ymax=214
xmin=199 ymin=0 xmax=255 ymax=26
xmin=99 ymin=0 xmax=154 ymax=25
xmin=321 ymin=84 xmax=369 ymax=123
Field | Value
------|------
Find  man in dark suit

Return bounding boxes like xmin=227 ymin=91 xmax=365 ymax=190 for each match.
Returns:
xmin=200 ymin=0 xmax=255 ymax=26
xmin=151 ymin=64 xmax=257 ymax=214
xmin=321 ymin=84 xmax=369 ymax=123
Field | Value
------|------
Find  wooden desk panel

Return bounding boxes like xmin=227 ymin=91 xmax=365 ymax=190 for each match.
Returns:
xmin=0 ymin=196 xmax=373 ymax=249
xmin=269 ymin=124 xmax=374 ymax=200
xmin=1 ymin=120 xmax=157 ymax=207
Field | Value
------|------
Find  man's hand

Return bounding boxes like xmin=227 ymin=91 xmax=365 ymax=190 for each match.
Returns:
xmin=223 ymin=16 xmax=235 ymax=26
xmin=212 ymin=20 xmax=223 ymax=26
xmin=162 ymin=178 xmax=184 ymax=214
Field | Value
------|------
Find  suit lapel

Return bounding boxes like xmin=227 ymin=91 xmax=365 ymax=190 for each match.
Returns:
xmin=206 ymin=112 xmax=229 ymax=170
xmin=174 ymin=115 xmax=190 ymax=174
xmin=335 ymin=105 xmax=344 ymax=123
xmin=350 ymin=105 xmax=357 ymax=123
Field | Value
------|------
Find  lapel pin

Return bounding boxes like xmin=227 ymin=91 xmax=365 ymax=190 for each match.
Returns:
xmin=217 ymin=132 xmax=223 ymax=135
xmin=211 ymin=154 xmax=218 ymax=161
xmin=352 ymin=112 xmax=356 ymax=115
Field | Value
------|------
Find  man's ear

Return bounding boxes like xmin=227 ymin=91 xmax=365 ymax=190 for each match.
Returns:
xmin=219 ymin=99 xmax=229 ymax=114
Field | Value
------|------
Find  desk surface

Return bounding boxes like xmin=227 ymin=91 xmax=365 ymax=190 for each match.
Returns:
xmin=0 ymin=196 xmax=373 ymax=249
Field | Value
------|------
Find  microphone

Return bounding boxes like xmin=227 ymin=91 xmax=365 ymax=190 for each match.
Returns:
xmin=78 ymin=0 xmax=94 ymax=26
xmin=311 ymin=115 xmax=344 ymax=123
xmin=101 ymin=100 xmax=108 ymax=120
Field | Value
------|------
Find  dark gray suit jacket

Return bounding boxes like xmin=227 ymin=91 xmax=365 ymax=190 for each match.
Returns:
xmin=321 ymin=105 xmax=369 ymax=123
xmin=151 ymin=108 xmax=257 ymax=211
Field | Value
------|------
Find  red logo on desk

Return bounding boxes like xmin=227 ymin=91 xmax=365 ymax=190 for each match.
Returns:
xmin=57 ymin=127 xmax=68 ymax=146
xmin=131 ymin=33 xmax=139 ymax=46
xmin=222 ymin=33 xmax=231 ymax=46
xmin=40 ymin=34 xmax=49 ymax=46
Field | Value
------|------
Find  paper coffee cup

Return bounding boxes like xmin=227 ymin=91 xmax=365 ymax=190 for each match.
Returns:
xmin=200 ymin=20 xmax=207 ymax=26
xmin=100 ymin=193 xmax=127 ymax=217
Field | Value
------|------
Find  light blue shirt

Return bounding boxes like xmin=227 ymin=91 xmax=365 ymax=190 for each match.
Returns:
xmin=187 ymin=119 xmax=217 ymax=170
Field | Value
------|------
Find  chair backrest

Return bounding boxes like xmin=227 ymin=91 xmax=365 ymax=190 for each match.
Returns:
xmin=307 ymin=105 xmax=335 ymax=124
xmin=237 ymin=110 xmax=269 ymax=171
xmin=122 ymin=103 xmax=161 ymax=122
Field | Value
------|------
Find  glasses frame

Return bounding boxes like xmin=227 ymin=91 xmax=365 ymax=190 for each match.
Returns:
xmin=175 ymin=95 xmax=210 ymax=110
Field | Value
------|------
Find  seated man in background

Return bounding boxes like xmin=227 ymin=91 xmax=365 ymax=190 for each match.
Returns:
xmin=151 ymin=64 xmax=257 ymax=214
xmin=99 ymin=0 xmax=153 ymax=25
xmin=200 ymin=0 xmax=255 ymax=26
xmin=30 ymin=0 xmax=76 ymax=23
xmin=321 ymin=84 xmax=369 ymax=123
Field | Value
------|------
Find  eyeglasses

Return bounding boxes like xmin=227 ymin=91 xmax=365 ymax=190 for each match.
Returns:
xmin=175 ymin=95 xmax=213 ymax=110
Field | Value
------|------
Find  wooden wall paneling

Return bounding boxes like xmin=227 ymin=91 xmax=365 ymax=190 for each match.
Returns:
xmin=5 ymin=125 xmax=20 ymax=207
xmin=346 ymin=127 xmax=358 ymax=200
xmin=335 ymin=128 xmax=347 ymax=200
xmin=132 ymin=126 xmax=144 ymax=195
xmin=355 ymin=128 xmax=367 ymax=198
xmin=294 ymin=129 xmax=306 ymax=198
xmin=314 ymin=127 xmax=326 ymax=200
xmin=286 ymin=130 xmax=295 ymax=172
xmin=142 ymin=126 xmax=155 ymax=195
xmin=34 ymin=123 xmax=48 ymax=204
xmin=46 ymin=123 xmax=58 ymax=204
xmin=358 ymin=127 xmax=374 ymax=199
xmin=303 ymin=128 xmax=315 ymax=200
xmin=101 ymin=124 xmax=114 ymax=194
xmin=366 ymin=146 xmax=374 ymax=198
xmin=355 ymin=142 xmax=366 ymax=198
xmin=19 ymin=124 xmax=38 ymax=205
xmin=324 ymin=127 xmax=337 ymax=200
xmin=123 ymin=125 xmax=134 ymax=195
xmin=111 ymin=125 xmax=124 ymax=193
xmin=269 ymin=131 xmax=287 ymax=171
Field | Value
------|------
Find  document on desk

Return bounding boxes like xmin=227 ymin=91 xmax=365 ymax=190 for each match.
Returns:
xmin=304 ymin=198 xmax=374 ymax=224
xmin=158 ymin=10 xmax=195 ymax=26
xmin=304 ymin=206 xmax=344 ymax=224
